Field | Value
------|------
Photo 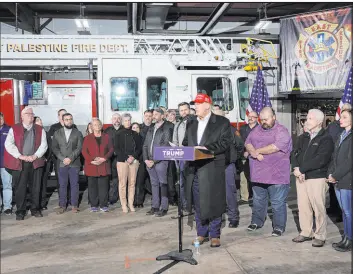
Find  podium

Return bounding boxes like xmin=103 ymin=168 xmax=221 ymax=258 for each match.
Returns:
xmin=152 ymin=146 xmax=214 ymax=273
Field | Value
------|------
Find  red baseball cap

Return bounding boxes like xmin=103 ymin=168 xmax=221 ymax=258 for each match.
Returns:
xmin=190 ymin=93 xmax=212 ymax=105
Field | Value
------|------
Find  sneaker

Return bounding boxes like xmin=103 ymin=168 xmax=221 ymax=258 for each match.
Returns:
xmin=272 ymin=228 xmax=283 ymax=237
xmin=155 ymin=209 xmax=168 ymax=217
xmin=100 ymin=207 xmax=109 ymax=212
xmin=90 ymin=207 xmax=99 ymax=212
xmin=55 ymin=207 xmax=66 ymax=215
xmin=4 ymin=209 xmax=12 ymax=215
xmin=247 ymin=224 xmax=260 ymax=231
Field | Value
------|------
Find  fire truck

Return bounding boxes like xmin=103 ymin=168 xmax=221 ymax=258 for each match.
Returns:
xmin=0 ymin=35 xmax=276 ymax=131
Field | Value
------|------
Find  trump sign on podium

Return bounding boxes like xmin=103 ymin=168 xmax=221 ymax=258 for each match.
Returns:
xmin=153 ymin=146 xmax=214 ymax=161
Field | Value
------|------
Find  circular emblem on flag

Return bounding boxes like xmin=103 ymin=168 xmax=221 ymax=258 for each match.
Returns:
xmin=295 ymin=20 xmax=350 ymax=74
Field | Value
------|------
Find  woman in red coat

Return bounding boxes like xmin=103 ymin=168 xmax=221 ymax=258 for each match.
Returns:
xmin=82 ymin=118 xmax=114 ymax=212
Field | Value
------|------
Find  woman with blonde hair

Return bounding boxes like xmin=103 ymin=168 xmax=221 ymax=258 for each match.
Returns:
xmin=115 ymin=113 xmax=142 ymax=213
xmin=82 ymin=118 xmax=114 ymax=212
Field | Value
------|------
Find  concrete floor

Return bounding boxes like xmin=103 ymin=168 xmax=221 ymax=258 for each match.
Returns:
xmin=1 ymin=181 xmax=352 ymax=274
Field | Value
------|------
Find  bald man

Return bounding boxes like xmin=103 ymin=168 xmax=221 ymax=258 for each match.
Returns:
xmin=239 ymin=111 xmax=259 ymax=204
xmin=245 ymin=107 xmax=292 ymax=236
xmin=4 ymin=107 xmax=48 ymax=220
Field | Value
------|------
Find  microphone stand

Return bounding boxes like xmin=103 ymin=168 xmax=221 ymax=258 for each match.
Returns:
xmin=154 ymin=159 xmax=197 ymax=274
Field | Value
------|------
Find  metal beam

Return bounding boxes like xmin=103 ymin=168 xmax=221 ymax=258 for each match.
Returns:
xmin=309 ymin=3 xmax=328 ymax=11
xmin=39 ymin=18 xmax=52 ymax=32
xmin=2 ymin=21 xmax=33 ymax=33
xmin=1 ymin=3 xmax=37 ymax=33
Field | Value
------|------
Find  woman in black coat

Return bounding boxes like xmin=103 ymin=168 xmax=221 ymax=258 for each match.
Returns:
xmin=115 ymin=114 xmax=142 ymax=213
xmin=327 ymin=109 xmax=353 ymax=252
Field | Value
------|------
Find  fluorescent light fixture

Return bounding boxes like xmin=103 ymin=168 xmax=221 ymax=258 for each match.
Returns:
xmin=75 ymin=19 xmax=82 ymax=28
xmin=254 ymin=20 xmax=271 ymax=30
xmin=82 ymin=19 xmax=89 ymax=29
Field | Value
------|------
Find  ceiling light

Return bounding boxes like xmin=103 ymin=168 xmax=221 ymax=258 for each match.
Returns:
xmin=75 ymin=19 xmax=82 ymax=28
xmin=254 ymin=20 xmax=271 ymax=30
xmin=82 ymin=19 xmax=89 ymax=29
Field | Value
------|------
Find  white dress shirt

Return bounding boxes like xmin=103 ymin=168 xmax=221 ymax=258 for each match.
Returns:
xmin=197 ymin=112 xmax=212 ymax=145
xmin=64 ymin=127 xmax=72 ymax=142
xmin=5 ymin=126 xmax=48 ymax=159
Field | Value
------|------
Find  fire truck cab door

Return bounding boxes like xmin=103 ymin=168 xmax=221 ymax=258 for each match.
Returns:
xmin=101 ymin=58 xmax=142 ymax=125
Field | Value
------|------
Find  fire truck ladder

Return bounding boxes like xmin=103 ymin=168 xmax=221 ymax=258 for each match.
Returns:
xmin=133 ymin=36 xmax=246 ymax=62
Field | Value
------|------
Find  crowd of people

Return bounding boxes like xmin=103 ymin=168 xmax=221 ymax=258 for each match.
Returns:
xmin=0 ymin=96 xmax=352 ymax=252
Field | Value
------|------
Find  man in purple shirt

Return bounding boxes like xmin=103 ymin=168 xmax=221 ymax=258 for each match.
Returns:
xmin=245 ymin=107 xmax=292 ymax=236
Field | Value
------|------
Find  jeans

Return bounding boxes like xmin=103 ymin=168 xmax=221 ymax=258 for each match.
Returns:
xmin=252 ymin=183 xmax=290 ymax=232
xmin=335 ymin=188 xmax=353 ymax=240
xmin=58 ymin=166 xmax=80 ymax=208
xmin=1 ymin=168 xmax=12 ymax=210
xmin=225 ymin=164 xmax=239 ymax=223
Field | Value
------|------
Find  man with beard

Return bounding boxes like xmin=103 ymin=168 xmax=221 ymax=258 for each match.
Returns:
xmin=104 ymin=113 xmax=122 ymax=205
xmin=48 ymin=109 xmax=77 ymax=202
xmin=172 ymin=102 xmax=193 ymax=210
xmin=4 ymin=107 xmax=48 ymax=220
xmin=245 ymin=107 xmax=292 ymax=237
xmin=52 ymin=113 xmax=83 ymax=214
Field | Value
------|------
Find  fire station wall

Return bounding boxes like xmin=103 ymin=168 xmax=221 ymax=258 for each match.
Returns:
xmin=42 ymin=72 xmax=91 ymax=80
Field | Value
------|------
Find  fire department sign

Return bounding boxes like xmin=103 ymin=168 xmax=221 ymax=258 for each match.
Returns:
xmin=295 ymin=20 xmax=350 ymax=74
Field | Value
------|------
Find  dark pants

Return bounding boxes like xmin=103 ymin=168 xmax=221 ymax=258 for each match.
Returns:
xmin=252 ymin=183 xmax=290 ymax=232
xmin=179 ymin=161 xmax=187 ymax=209
xmin=40 ymin=160 xmax=51 ymax=208
xmin=134 ymin=162 xmax=148 ymax=205
xmin=109 ymin=157 xmax=119 ymax=204
xmin=12 ymin=162 xmax=43 ymax=215
xmin=147 ymin=161 xmax=169 ymax=211
xmin=167 ymin=161 xmax=177 ymax=203
xmin=335 ymin=188 xmax=353 ymax=240
xmin=225 ymin=164 xmax=239 ymax=223
xmin=328 ymin=183 xmax=342 ymax=213
xmin=88 ymin=176 xmax=109 ymax=208
xmin=58 ymin=166 xmax=79 ymax=208
xmin=193 ymin=174 xmax=222 ymax=238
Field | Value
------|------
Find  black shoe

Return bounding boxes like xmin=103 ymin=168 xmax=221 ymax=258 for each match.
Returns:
xmin=332 ymin=235 xmax=346 ymax=248
xmin=4 ymin=209 xmax=12 ymax=215
xmin=247 ymin=224 xmax=260 ymax=231
xmin=146 ymin=208 xmax=158 ymax=215
xmin=271 ymin=228 xmax=283 ymax=237
xmin=155 ymin=210 xmax=168 ymax=217
xmin=228 ymin=221 xmax=239 ymax=228
xmin=334 ymin=238 xmax=352 ymax=252
xmin=136 ymin=204 xmax=144 ymax=208
xmin=16 ymin=214 xmax=25 ymax=221
xmin=238 ymin=200 xmax=249 ymax=205
xmin=31 ymin=211 xmax=43 ymax=218
xmin=42 ymin=206 xmax=48 ymax=210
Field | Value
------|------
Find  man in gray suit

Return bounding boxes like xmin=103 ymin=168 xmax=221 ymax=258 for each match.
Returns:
xmin=52 ymin=113 xmax=83 ymax=214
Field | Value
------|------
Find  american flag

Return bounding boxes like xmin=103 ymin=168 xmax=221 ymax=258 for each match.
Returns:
xmin=246 ymin=67 xmax=272 ymax=122
xmin=336 ymin=68 xmax=353 ymax=120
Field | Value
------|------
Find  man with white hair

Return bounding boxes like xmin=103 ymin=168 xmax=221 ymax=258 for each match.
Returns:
xmin=104 ymin=113 xmax=122 ymax=205
xmin=292 ymin=109 xmax=334 ymax=247
xmin=4 ymin=107 xmax=48 ymax=220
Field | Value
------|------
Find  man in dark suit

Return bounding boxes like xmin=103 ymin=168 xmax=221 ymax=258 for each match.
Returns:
xmin=183 ymin=94 xmax=232 ymax=248
xmin=103 ymin=113 xmax=122 ymax=205
xmin=52 ymin=113 xmax=83 ymax=214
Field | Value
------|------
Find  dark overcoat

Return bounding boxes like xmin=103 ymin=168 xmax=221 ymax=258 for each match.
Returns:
xmin=182 ymin=113 xmax=232 ymax=221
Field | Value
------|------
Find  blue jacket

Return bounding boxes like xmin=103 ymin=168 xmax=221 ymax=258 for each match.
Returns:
xmin=0 ymin=124 xmax=11 ymax=168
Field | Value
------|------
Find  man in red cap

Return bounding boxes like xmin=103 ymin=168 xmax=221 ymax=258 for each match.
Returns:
xmin=183 ymin=93 xmax=232 ymax=247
